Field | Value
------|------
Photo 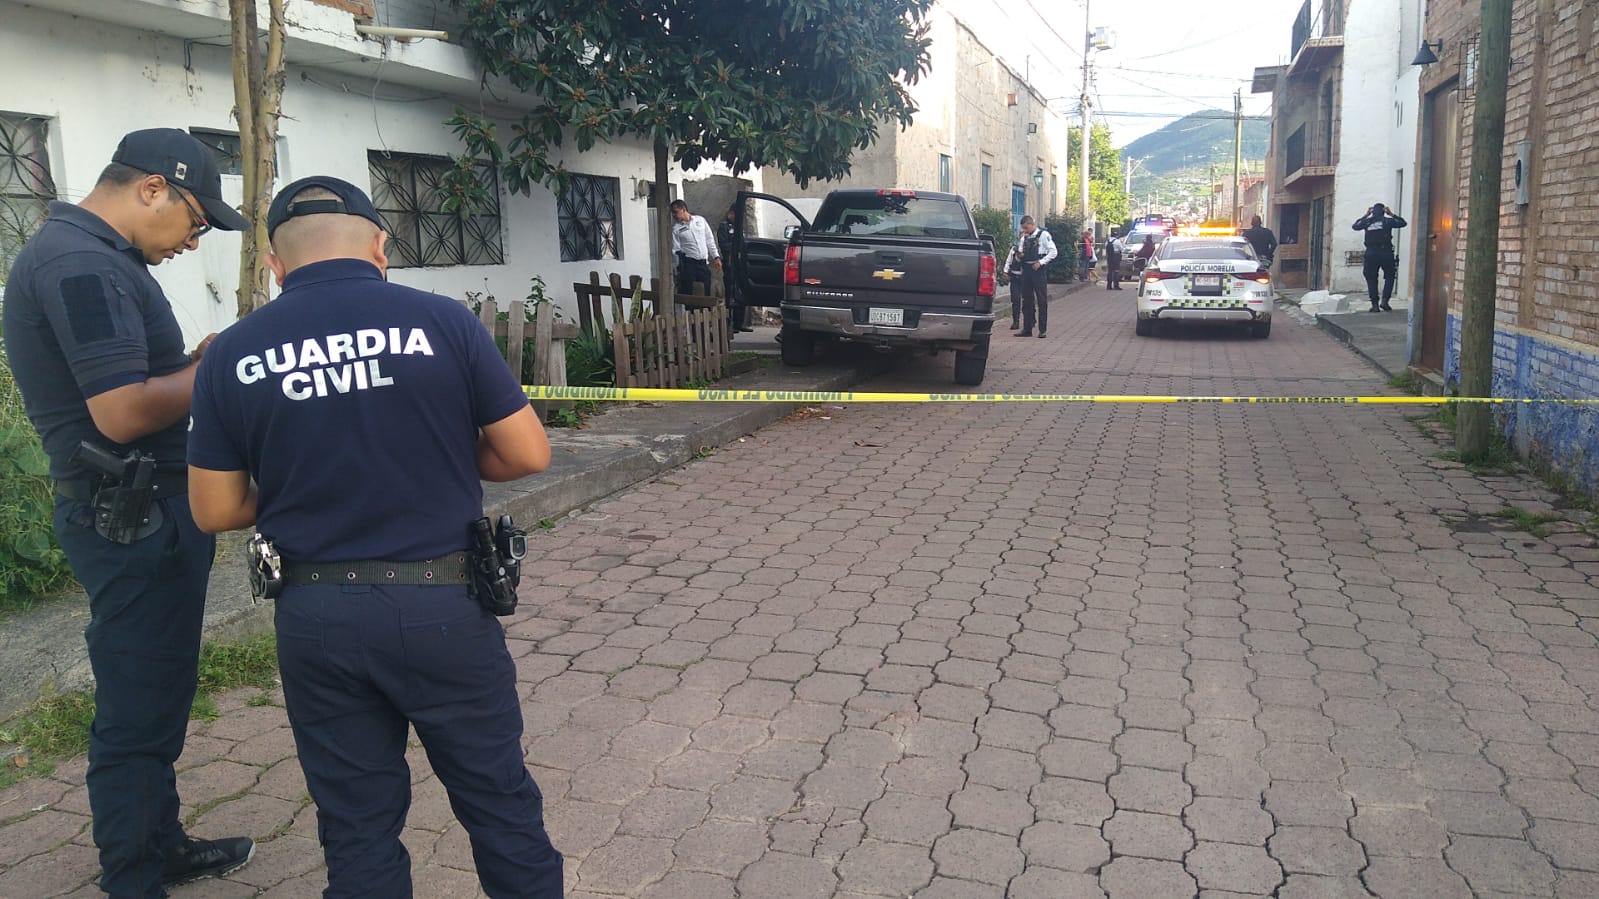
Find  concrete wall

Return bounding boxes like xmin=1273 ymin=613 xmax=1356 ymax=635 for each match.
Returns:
xmin=0 ymin=0 xmax=735 ymax=346
xmin=1420 ymin=0 xmax=1599 ymax=498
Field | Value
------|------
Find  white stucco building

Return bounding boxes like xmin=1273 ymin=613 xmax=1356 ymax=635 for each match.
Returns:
xmin=1252 ymin=0 xmax=1422 ymax=298
xmin=0 ymin=0 xmax=740 ymax=349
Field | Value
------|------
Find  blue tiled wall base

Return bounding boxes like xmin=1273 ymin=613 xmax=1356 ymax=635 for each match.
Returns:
xmin=1443 ymin=314 xmax=1599 ymax=498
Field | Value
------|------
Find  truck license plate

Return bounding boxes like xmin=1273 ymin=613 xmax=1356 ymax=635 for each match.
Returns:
xmin=868 ymin=308 xmax=904 ymax=326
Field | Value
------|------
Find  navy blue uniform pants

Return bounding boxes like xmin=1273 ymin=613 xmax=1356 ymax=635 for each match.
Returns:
xmin=274 ymin=585 xmax=562 ymax=898
xmin=54 ymin=494 xmax=213 ymax=898
xmin=676 ymin=253 xmax=713 ymax=297
xmin=1019 ymin=266 xmax=1049 ymax=334
xmin=1363 ymin=247 xmax=1398 ymax=306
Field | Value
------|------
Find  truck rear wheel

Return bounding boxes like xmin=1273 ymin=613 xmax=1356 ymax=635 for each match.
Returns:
xmin=780 ymin=324 xmax=816 ymax=366
xmin=953 ymin=335 xmax=990 ymax=386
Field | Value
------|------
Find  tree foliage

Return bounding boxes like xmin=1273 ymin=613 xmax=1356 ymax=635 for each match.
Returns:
xmin=443 ymin=0 xmax=934 ymax=199
xmin=1064 ymin=123 xmax=1130 ymax=228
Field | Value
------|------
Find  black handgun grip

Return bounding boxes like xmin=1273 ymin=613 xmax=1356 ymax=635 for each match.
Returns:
xmin=72 ymin=442 xmax=128 ymax=479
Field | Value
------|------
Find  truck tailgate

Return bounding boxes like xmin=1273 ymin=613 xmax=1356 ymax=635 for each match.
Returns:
xmin=795 ymin=236 xmax=982 ymax=310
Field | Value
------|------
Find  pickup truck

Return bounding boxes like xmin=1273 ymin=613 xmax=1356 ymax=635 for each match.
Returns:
xmin=731 ymin=189 xmax=999 ymax=385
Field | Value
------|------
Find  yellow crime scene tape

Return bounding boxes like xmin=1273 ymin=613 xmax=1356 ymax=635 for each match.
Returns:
xmin=524 ymin=386 xmax=1599 ymax=406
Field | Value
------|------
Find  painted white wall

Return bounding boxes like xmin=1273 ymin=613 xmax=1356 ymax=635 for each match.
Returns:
xmin=1329 ymin=0 xmax=1414 ymax=298
xmin=1388 ymin=0 xmax=1423 ymax=299
xmin=1 ymin=0 xmax=719 ymax=349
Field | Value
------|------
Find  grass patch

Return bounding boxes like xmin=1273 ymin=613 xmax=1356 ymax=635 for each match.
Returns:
xmin=1387 ymin=373 xmax=1420 ymax=395
xmin=1489 ymin=507 xmax=1564 ymax=538
xmin=1435 ymin=443 xmax=1517 ymax=474
xmin=0 ymin=633 xmax=280 ymax=790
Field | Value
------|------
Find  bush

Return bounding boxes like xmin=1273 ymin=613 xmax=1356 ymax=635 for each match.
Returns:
xmin=1044 ymin=213 xmax=1085 ymax=283
xmin=565 ymin=329 xmax=615 ymax=388
xmin=971 ymin=206 xmax=1014 ymax=266
xmin=0 ymin=347 xmax=73 ymax=611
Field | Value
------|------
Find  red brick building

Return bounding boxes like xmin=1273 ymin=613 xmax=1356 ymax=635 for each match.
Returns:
xmin=1412 ymin=0 xmax=1599 ymax=495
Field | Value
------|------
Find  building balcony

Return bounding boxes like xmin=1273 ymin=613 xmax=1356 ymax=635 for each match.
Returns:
xmin=1282 ymin=122 xmax=1336 ymax=188
xmin=1286 ymin=0 xmax=1344 ymax=78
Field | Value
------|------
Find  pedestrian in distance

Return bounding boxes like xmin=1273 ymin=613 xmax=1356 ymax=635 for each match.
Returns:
xmin=670 ymin=199 xmax=721 ymax=299
xmin=1006 ymin=231 xmax=1026 ymax=329
xmin=1011 ymin=215 xmax=1057 ymax=338
xmin=1352 ymin=202 xmax=1408 ymax=311
xmin=1078 ymin=229 xmax=1096 ymax=283
xmin=1105 ymin=226 xmax=1124 ymax=290
xmin=716 ymin=206 xmax=753 ymax=336
xmin=1242 ymin=214 xmax=1277 ymax=269
xmin=1134 ymin=234 xmax=1157 ymax=273
xmin=186 ymin=176 xmax=563 ymax=898
xmin=1 ymin=127 xmax=255 ymax=897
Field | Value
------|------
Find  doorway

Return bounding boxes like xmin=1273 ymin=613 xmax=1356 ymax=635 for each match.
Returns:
xmin=1421 ymin=85 xmax=1459 ymax=371
xmin=1309 ymin=198 xmax=1326 ymax=290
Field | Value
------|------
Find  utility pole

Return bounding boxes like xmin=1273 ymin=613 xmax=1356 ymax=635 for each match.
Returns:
xmin=1208 ymin=164 xmax=1216 ymax=220
xmin=1458 ymin=0 xmax=1513 ymax=458
xmin=1232 ymin=88 xmax=1243 ymax=228
xmin=1080 ymin=0 xmax=1092 ymax=233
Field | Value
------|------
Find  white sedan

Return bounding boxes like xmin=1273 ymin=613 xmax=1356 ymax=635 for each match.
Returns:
xmin=1134 ymin=236 xmax=1274 ymax=338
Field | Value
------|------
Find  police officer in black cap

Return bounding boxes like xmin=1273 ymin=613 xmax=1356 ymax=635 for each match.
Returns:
xmin=186 ymin=176 xmax=562 ymax=897
xmin=3 ymin=128 xmax=255 ymax=897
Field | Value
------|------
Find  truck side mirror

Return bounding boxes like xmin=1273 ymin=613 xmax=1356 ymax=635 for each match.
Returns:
xmin=783 ymin=225 xmax=800 ymax=239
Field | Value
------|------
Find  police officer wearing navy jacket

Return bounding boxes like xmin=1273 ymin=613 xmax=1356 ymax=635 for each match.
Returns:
xmin=185 ymin=177 xmax=562 ymax=897
xmin=1352 ymin=202 xmax=1408 ymax=311
xmin=3 ymin=128 xmax=255 ymax=897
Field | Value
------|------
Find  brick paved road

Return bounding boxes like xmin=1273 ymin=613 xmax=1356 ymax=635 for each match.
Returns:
xmin=3 ymin=288 xmax=1598 ymax=897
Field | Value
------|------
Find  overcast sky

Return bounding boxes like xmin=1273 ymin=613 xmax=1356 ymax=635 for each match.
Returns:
xmin=938 ymin=0 xmax=1303 ymax=148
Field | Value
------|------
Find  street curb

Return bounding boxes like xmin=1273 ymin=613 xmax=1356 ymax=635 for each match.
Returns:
xmin=0 ymin=351 xmax=890 ymax=721
xmin=1315 ymin=313 xmax=1399 ymax=380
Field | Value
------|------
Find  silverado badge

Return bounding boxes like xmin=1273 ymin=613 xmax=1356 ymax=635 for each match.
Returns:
xmin=872 ymin=268 xmax=906 ymax=281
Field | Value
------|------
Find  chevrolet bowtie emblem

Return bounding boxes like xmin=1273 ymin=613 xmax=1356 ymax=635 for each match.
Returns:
xmin=873 ymin=269 xmax=906 ymax=280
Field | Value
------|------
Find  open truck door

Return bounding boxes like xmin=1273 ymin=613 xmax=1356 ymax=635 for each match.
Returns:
xmin=732 ymin=191 xmax=812 ymax=307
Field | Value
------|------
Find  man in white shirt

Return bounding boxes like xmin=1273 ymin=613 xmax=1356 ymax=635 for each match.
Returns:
xmin=670 ymin=200 xmax=720 ymax=297
xmin=1011 ymin=215 xmax=1057 ymax=338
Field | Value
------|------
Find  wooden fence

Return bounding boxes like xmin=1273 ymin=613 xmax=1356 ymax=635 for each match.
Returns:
xmin=612 ymin=304 xmax=729 ymax=388
xmin=573 ymin=271 xmax=729 ymax=389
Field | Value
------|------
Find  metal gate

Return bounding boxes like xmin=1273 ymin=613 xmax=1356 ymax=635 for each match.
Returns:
xmin=1309 ymin=197 xmax=1326 ymax=290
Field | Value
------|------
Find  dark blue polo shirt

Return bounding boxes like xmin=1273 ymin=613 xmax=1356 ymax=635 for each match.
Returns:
xmin=186 ymin=258 xmax=529 ymax=562
xmin=2 ymin=202 xmax=192 ymax=481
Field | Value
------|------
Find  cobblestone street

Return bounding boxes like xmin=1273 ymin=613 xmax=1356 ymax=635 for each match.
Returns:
xmin=3 ymin=288 xmax=1598 ymax=898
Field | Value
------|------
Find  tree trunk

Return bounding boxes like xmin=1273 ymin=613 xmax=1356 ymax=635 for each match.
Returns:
xmin=655 ymin=139 xmax=675 ymax=308
xmin=230 ymin=0 xmax=286 ymax=319
xmin=1457 ymin=0 xmax=1512 ymax=458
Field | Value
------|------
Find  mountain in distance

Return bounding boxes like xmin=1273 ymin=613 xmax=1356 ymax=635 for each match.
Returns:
xmin=1120 ymin=111 xmax=1270 ymax=174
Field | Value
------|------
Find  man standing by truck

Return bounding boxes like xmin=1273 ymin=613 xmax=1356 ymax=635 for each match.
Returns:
xmin=670 ymin=199 xmax=720 ymax=298
xmin=1013 ymin=215 xmax=1057 ymax=338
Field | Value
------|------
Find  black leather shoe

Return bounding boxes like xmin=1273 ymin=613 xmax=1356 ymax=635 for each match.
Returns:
xmin=1037 ymin=331 xmax=1047 ymax=338
xmin=1369 ymin=306 xmax=1382 ymax=312
xmin=164 ymin=836 xmax=255 ymax=885
xmin=1380 ymin=304 xmax=1392 ymax=311
xmin=1009 ymin=320 xmax=1020 ymax=330
xmin=1015 ymin=330 xmax=1032 ymax=337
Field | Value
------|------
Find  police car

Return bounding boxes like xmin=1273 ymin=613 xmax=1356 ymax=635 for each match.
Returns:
xmin=1134 ymin=232 xmax=1274 ymax=338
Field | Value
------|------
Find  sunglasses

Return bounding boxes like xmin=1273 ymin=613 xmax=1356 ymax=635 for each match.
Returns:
xmin=172 ymin=186 xmax=213 ymax=239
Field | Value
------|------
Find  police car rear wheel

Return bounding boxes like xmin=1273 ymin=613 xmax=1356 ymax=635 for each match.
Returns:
xmin=1251 ymin=320 xmax=1271 ymax=339
xmin=1135 ymin=318 xmax=1154 ymax=337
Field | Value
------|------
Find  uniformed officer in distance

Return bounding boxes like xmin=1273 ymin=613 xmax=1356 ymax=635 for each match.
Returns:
xmin=2 ymin=128 xmax=255 ymax=897
xmin=1352 ymin=202 xmax=1408 ymax=312
xmin=185 ymin=176 xmax=562 ymax=897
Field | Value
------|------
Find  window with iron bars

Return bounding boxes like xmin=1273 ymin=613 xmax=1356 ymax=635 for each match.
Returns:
xmin=368 ymin=151 xmax=504 ymax=268
xmin=190 ymin=128 xmax=243 ymax=177
xmin=1 ymin=112 xmax=56 ymax=274
xmin=558 ymin=174 xmax=621 ymax=262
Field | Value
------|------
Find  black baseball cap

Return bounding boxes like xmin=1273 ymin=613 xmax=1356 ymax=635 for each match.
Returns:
xmin=266 ymin=176 xmax=385 ymax=239
xmin=111 ymin=128 xmax=250 ymax=232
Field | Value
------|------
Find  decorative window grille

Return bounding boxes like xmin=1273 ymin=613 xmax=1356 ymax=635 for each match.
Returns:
xmin=368 ymin=151 xmax=504 ymax=268
xmin=558 ymin=174 xmax=621 ymax=262
xmin=0 ymin=112 xmax=56 ymax=273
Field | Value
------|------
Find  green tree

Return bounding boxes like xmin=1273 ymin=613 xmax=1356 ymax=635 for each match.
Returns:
xmin=443 ymin=0 xmax=934 ymax=299
xmin=1064 ymin=123 xmax=1130 ymax=228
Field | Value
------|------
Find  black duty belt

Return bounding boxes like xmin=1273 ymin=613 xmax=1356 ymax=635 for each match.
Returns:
xmin=281 ymin=553 xmax=471 ymax=587
xmin=54 ymin=474 xmax=188 ymax=503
